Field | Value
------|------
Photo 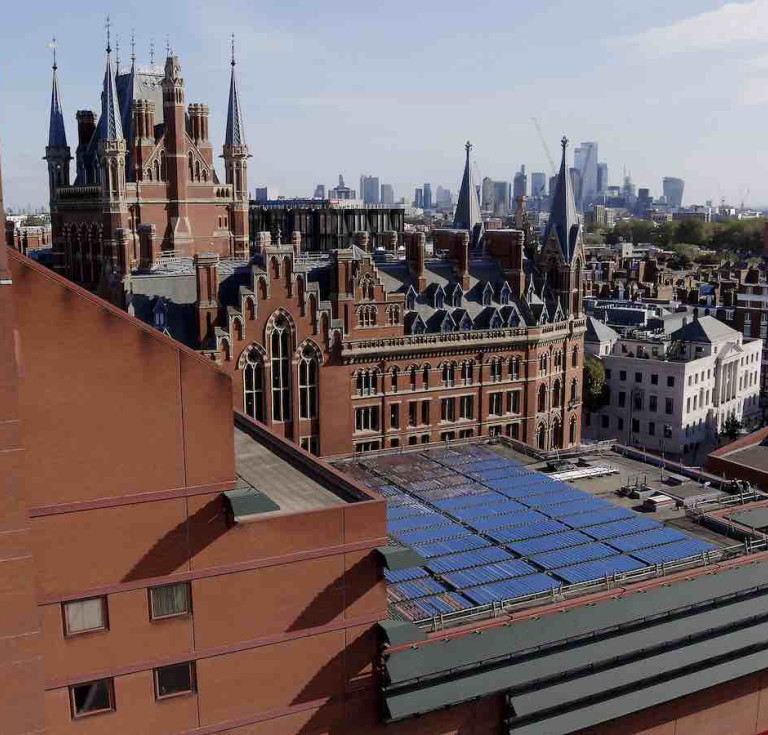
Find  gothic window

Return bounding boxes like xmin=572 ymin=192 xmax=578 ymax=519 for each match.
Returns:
xmin=410 ymin=366 xmax=417 ymax=391
xmin=357 ymin=305 xmax=377 ymax=328
xmin=356 ymin=369 xmax=378 ymax=396
xmin=452 ymin=287 xmax=463 ymax=307
xmin=146 ymin=167 xmax=153 ymax=181
xmin=160 ymin=152 xmax=167 ymax=181
xmin=572 ymin=346 xmax=579 ymax=368
xmin=406 ymin=286 xmax=417 ymax=311
xmin=482 ymin=283 xmax=494 ymax=307
xmin=243 ymin=349 xmax=265 ymax=422
xmin=489 ymin=310 xmax=503 ymax=329
xmin=537 ymin=423 xmax=546 ymax=449
xmin=387 ymin=305 xmax=400 ymax=325
xmin=538 ymin=384 xmax=547 ymax=413
xmin=459 ymin=313 xmax=473 ymax=331
xmin=508 ymin=310 xmax=521 ymax=328
xmin=360 ymin=276 xmax=374 ymax=300
xmin=441 ymin=362 xmax=456 ymax=387
xmin=270 ymin=317 xmax=291 ymax=422
xmin=500 ymin=283 xmax=511 ymax=305
xmin=233 ymin=318 xmax=244 ymax=342
xmin=298 ymin=346 xmax=318 ymax=419
xmin=434 ymin=287 xmax=445 ymax=310
xmin=570 ymin=378 xmax=578 ymax=403
xmin=540 ymin=354 xmax=548 ymax=375
xmin=553 ymin=379 xmax=561 ymax=407
xmin=188 ymin=152 xmax=194 ymax=178
xmin=569 ymin=416 xmax=577 ymax=445
xmin=461 ymin=361 xmax=474 ymax=385
xmin=423 ymin=365 xmax=430 ymax=388
xmin=154 ymin=159 xmax=161 ymax=181
xmin=440 ymin=313 xmax=454 ymax=333
xmin=509 ymin=357 xmax=521 ymax=380
xmin=195 ymin=161 xmax=201 ymax=182
xmin=390 ymin=367 xmax=399 ymax=393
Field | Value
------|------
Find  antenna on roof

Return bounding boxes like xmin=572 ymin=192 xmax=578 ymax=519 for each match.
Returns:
xmin=105 ymin=14 xmax=111 ymax=54
xmin=115 ymin=34 xmax=121 ymax=71
xmin=231 ymin=32 xmax=236 ymax=67
xmin=48 ymin=35 xmax=58 ymax=70
xmin=130 ymin=28 xmax=136 ymax=65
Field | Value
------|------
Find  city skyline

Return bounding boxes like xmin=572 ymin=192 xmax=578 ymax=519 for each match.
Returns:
xmin=1 ymin=0 xmax=768 ymax=209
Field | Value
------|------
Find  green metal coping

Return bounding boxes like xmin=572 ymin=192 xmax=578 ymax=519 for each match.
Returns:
xmin=377 ymin=545 xmax=423 ymax=571
xmin=379 ymin=620 xmax=427 ymax=648
xmin=223 ymin=487 xmax=280 ymax=522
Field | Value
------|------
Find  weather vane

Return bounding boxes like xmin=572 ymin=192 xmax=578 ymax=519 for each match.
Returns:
xmin=105 ymin=15 xmax=111 ymax=53
xmin=561 ymin=136 xmax=569 ymax=151
xmin=48 ymin=36 xmax=58 ymax=70
xmin=231 ymin=33 xmax=236 ymax=67
xmin=149 ymin=38 xmax=155 ymax=65
xmin=130 ymin=29 xmax=136 ymax=64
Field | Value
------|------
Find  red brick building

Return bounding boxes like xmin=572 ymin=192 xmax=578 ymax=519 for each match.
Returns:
xmin=45 ymin=40 xmax=249 ymax=293
xmin=130 ymin=141 xmax=588 ymax=457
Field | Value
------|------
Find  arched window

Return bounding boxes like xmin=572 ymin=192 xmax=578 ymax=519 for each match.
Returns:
xmin=423 ymin=365 xmax=430 ymax=388
xmin=572 ymin=346 xmax=579 ymax=368
xmin=390 ymin=367 xmax=399 ymax=393
xmin=442 ymin=362 xmax=455 ymax=387
xmin=461 ymin=361 xmax=474 ymax=385
xmin=490 ymin=358 xmax=501 ymax=383
xmin=406 ymin=287 xmax=417 ymax=311
xmin=538 ymin=384 xmax=547 ymax=413
xmin=233 ymin=318 xmax=244 ymax=342
xmin=435 ymin=288 xmax=444 ymax=310
xmin=188 ymin=152 xmax=194 ymax=178
xmin=553 ymin=419 xmax=563 ymax=447
xmin=358 ymin=306 xmax=376 ymax=328
xmin=510 ymin=357 xmax=520 ymax=380
xmin=569 ymin=416 xmax=577 ymax=445
xmin=537 ymin=423 xmax=546 ymax=450
xmin=270 ymin=317 xmax=291 ymax=421
xmin=482 ymin=283 xmax=493 ymax=306
xmin=160 ymin=152 xmax=167 ymax=181
xmin=410 ymin=366 xmax=417 ymax=391
xmin=553 ymin=379 xmax=561 ymax=407
xmin=360 ymin=276 xmax=374 ymax=300
xmin=299 ymin=345 xmax=319 ymax=419
xmin=388 ymin=305 xmax=400 ymax=325
xmin=154 ymin=159 xmax=161 ymax=181
xmin=540 ymin=354 xmax=548 ymax=375
xmin=570 ymin=378 xmax=578 ymax=403
xmin=243 ymin=349 xmax=265 ymax=422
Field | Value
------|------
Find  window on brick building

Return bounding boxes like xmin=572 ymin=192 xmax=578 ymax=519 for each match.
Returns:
xmin=421 ymin=401 xmax=430 ymax=425
xmin=390 ymin=367 xmax=399 ymax=393
xmin=408 ymin=401 xmax=417 ymax=427
xmin=154 ymin=663 xmax=195 ymax=700
xmin=410 ymin=366 xmax=417 ymax=391
xmin=537 ymin=384 xmax=546 ymax=413
xmin=270 ymin=317 xmax=291 ymax=421
xmin=390 ymin=404 xmax=400 ymax=429
xmin=298 ymin=346 xmax=318 ymax=419
xmin=355 ymin=406 xmax=380 ymax=432
xmin=459 ymin=395 xmax=474 ymax=419
xmin=150 ymin=583 xmax=191 ymax=620
xmin=441 ymin=398 xmax=456 ymax=421
xmin=422 ymin=365 xmax=430 ymax=388
xmin=63 ymin=597 xmax=108 ymax=637
xmin=552 ymin=380 xmax=561 ymax=407
xmin=442 ymin=362 xmax=456 ymax=387
xmin=507 ymin=391 xmax=520 ymax=414
xmin=489 ymin=392 xmax=503 ymax=416
xmin=572 ymin=346 xmax=579 ymax=368
xmin=243 ymin=350 xmax=265 ymax=422
xmin=461 ymin=361 xmax=474 ymax=385
xmin=490 ymin=359 xmax=502 ymax=383
xmin=70 ymin=679 xmax=114 ymax=719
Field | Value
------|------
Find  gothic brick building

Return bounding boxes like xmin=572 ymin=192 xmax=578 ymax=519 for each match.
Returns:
xmin=130 ymin=141 xmax=588 ymax=457
xmin=45 ymin=39 xmax=249 ymax=293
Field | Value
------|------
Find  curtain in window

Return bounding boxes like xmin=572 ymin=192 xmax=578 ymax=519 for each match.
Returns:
xmin=151 ymin=584 xmax=189 ymax=618
xmin=65 ymin=598 xmax=104 ymax=633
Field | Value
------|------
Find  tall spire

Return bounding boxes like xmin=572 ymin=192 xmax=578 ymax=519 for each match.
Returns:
xmin=224 ymin=34 xmax=247 ymax=147
xmin=47 ymin=37 xmax=67 ymax=148
xmin=100 ymin=16 xmax=123 ymax=141
xmin=542 ymin=136 xmax=581 ymax=263
xmin=453 ymin=140 xmax=483 ymax=247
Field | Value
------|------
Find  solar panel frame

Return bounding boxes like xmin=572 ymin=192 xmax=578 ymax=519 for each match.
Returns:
xmin=565 ymin=508 xmax=636 ymax=529
xmin=529 ymin=542 xmax=618 ymax=570
xmin=631 ymin=539 xmax=717 ymax=565
xmin=608 ymin=528 xmax=689 ymax=553
xmin=505 ymin=530 xmax=595 ymax=557
xmin=461 ymin=573 xmax=562 ymax=605
xmin=425 ymin=546 xmax=514 ymax=574
xmin=584 ymin=516 xmax=664 ymax=540
xmin=552 ymin=555 xmax=647 ymax=584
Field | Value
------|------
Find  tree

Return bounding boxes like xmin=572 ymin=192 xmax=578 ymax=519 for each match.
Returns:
xmin=674 ymin=218 xmax=706 ymax=247
xmin=583 ymin=355 xmax=609 ymax=412
xmin=722 ymin=415 xmax=743 ymax=442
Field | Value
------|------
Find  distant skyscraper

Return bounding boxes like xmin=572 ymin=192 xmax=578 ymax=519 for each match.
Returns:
xmin=492 ymin=180 xmax=511 ymax=216
xmin=313 ymin=184 xmax=326 ymax=199
xmin=513 ymin=165 xmax=527 ymax=199
xmin=569 ymin=168 xmax=582 ymax=206
xmin=423 ymin=183 xmax=433 ymax=210
xmin=435 ymin=185 xmax=452 ymax=207
xmin=330 ymin=175 xmax=355 ymax=200
xmin=380 ymin=183 xmax=394 ymax=205
xmin=574 ymin=142 xmax=598 ymax=206
xmin=549 ymin=175 xmax=558 ymax=200
xmin=531 ymin=172 xmax=547 ymax=198
xmin=360 ymin=175 xmax=380 ymax=205
xmin=254 ymin=186 xmax=269 ymax=202
xmin=481 ymin=176 xmax=494 ymax=210
xmin=414 ymin=187 xmax=423 ymax=208
xmin=663 ymin=177 xmax=685 ymax=208
xmin=597 ymin=163 xmax=608 ymax=195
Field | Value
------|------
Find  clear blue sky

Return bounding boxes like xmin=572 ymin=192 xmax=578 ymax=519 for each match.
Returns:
xmin=1 ymin=0 xmax=767 ymax=210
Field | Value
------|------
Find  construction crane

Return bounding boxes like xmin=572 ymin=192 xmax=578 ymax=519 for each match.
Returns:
xmin=531 ymin=117 xmax=556 ymax=175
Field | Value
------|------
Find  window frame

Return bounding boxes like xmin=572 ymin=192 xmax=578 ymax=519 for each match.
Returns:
xmin=154 ymin=662 xmax=197 ymax=701
xmin=148 ymin=582 xmax=192 ymax=622
xmin=62 ymin=596 xmax=109 ymax=638
xmin=69 ymin=678 xmax=115 ymax=719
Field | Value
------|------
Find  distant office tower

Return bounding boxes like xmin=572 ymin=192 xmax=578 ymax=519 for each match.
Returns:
xmin=360 ymin=175 xmax=380 ymax=205
xmin=481 ymin=177 xmax=494 ymax=210
xmin=423 ymin=183 xmax=433 ymax=210
xmin=549 ymin=175 xmax=558 ymax=199
xmin=574 ymin=142 xmax=598 ymax=205
xmin=380 ymin=183 xmax=394 ymax=205
xmin=569 ymin=168 xmax=582 ymax=206
xmin=597 ymin=162 xmax=608 ymax=195
xmin=513 ymin=165 xmax=527 ymax=199
xmin=313 ymin=184 xmax=326 ymax=199
xmin=436 ymin=185 xmax=452 ymax=207
xmin=492 ymin=180 xmax=511 ymax=216
xmin=531 ymin=172 xmax=547 ymax=198
xmin=254 ymin=186 xmax=269 ymax=202
xmin=414 ymin=187 xmax=423 ymax=208
xmin=663 ymin=177 xmax=685 ymax=208
xmin=330 ymin=175 xmax=356 ymax=200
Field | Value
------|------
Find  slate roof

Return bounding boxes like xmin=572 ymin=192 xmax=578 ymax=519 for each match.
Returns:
xmin=452 ymin=142 xmax=483 ymax=247
xmin=48 ymin=65 xmax=67 ymax=148
xmin=224 ymin=59 xmax=247 ymax=148
xmin=542 ymin=138 xmax=580 ymax=263
xmin=585 ymin=317 xmax=619 ymax=344
xmin=670 ymin=315 xmax=740 ymax=344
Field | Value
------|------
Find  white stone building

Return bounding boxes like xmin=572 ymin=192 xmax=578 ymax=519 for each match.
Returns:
xmin=584 ymin=315 xmax=761 ymax=460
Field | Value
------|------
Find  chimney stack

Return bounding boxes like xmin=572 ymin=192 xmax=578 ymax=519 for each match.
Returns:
xmin=76 ymin=110 xmax=96 ymax=146
xmin=405 ymin=232 xmax=427 ymax=292
xmin=194 ymin=253 xmax=219 ymax=348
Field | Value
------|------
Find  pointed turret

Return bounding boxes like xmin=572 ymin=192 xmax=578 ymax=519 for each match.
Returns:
xmin=44 ymin=38 xmax=72 ymax=205
xmin=100 ymin=35 xmax=123 ymax=141
xmin=542 ymin=136 xmax=580 ymax=263
xmin=222 ymin=35 xmax=250 ymax=258
xmin=453 ymin=141 xmax=483 ymax=248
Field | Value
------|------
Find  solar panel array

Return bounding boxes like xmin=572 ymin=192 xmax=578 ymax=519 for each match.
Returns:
xmin=340 ymin=444 xmax=718 ymax=622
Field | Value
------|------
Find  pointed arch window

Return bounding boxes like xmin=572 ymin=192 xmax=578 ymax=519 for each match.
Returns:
xmin=538 ymin=384 xmax=547 ymax=413
xmin=572 ymin=346 xmax=579 ymax=368
xmin=452 ymin=287 xmax=463 ymax=308
xmin=387 ymin=305 xmax=400 ymax=325
xmin=570 ymin=378 xmax=578 ymax=403
xmin=243 ymin=349 xmax=265 ymax=422
xmin=441 ymin=362 xmax=456 ymax=387
xmin=410 ymin=366 xmax=417 ymax=391
xmin=390 ymin=367 xmax=399 ymax=393
xmin=299 ymin=345 xmax=319 ymax=419
xmin=500 ymin=283 xmax=511 ymax=305
xmin=434 ymin=287 xmax=445 ymax=310
xmin=461 ymin=361 xmax=474 ymax=385
xmin=482 ymin=283 xmax=494 ymax=307
xmin=569 ymin=416 xmax=577 ymax=445
xmin=553 ymin=379 xmax=562 ymax=407
xmin=270 ymin=317 xmax=291 ymax=421
xmin=423 ymin=365 xmax=430 ymax=388
xmin=489 ymin=311 xmax=503 ymax=329
xmin=405 ymin=287 xmax=417 ymax=311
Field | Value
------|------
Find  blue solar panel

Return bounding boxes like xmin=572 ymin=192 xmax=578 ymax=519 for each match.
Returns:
xmin=443 ymin=560 xmax=538 ymax=588
xmin=447 ymin=499 xmax=528 ymax=522
xmin=412 ymin=535 xmax=492 ymax=558
xmin=393 ymin=591 xmax=474 ymax=620
xmin=487 ymin=520 xmax=571 ymax=543
xmin=387 ymin=515 xmax=451 ymax=534
xmin=386 ymin=503 xmax=435 ymax=521
xmin=384 ymin=566 xmax=429 ymax=583
xmin=469 ymin=510 xmax=550 ymax=532
xmin=462 ymin=573 xmax=561 ymax=605
xmin=389 ymin=577 xmax=448 ymax=601
xmin=553 ymin=555 xmax=646 ymax=584
xmin=565 ymin=508 xmax=636 ymax=529
xmin=505 ymin=530 xmax=595 ymax=557
xmin=432 ymin=491 xmax=506 ymax=511
xmin=371 ymin=484 xmax=403 ymax=498
xmin=540 ymin=498 xmax=614 ymax=518
xmin=584 ymin=516 xmax=663 ymax=540
xmin=529 ymin=542 xmax=617 ymax=570
xmin=425 ymin=546 xmax=514 ymax=573
xmin=631 ymin=538 xmax=717 ymax=565
xmin=524 ymin=490 xmax=595 ymax=509
xmin=608 ymin=528 xmax=688 ymax=553
xmin=392 ymin=523 xmax=471 ymax=546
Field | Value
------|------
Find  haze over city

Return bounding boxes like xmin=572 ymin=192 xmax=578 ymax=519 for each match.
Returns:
xmin=3 ymin=0 xmax=768 ymax=209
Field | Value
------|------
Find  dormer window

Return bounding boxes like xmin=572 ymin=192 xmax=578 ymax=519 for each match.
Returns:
xmin=440 ymin=312 xmax=454 ymax=333
xmin=500 ymin=282 xmax=511 ymax=306
xmin=152 ymin=299 xmax=167 ymax=331
xmin=508 ymin=309 xmax=521 ymax=328
xmin=459 ymin=313 xmax=473 ymax=331
xmin=405 ymin=286 xmax=417 ymax=311
xmin=489 ymin=310 xmax=503 ymax=329
xmin=482 ymin=282 xmax=494 ymax=307
xmin=434 ymin=286 xmax=445 ymax=310
xmin=452 ymin=286 xmax=463 ymax=307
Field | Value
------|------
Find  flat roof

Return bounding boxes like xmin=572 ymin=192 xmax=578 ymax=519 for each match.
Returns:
xmin=234 ymin=427 xmax=347 ymax=513
xmin=719 ymin=444 xmax=768 ymax=473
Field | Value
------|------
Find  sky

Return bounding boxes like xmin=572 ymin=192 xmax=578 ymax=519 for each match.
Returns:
xmin=2 ymin=0 xmax=768 ymax=210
